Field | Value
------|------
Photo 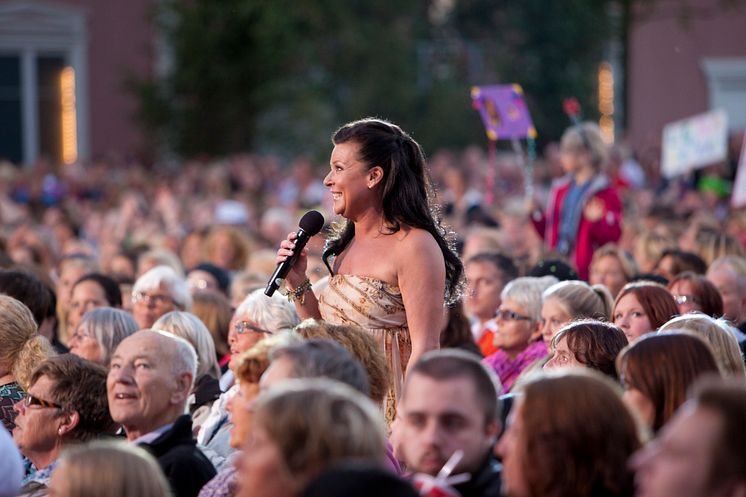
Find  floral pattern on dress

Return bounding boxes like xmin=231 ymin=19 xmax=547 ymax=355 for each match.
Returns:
xmin=318 ymin=274 xmax=411 ymax=426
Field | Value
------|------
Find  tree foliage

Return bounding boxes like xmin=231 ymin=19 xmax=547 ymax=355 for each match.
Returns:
xmin=132 ymin=0 xmax=617 ymax=158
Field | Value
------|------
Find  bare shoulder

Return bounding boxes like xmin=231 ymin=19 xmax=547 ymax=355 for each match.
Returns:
xmin=393 ymin=226 xmax=443 ymax=264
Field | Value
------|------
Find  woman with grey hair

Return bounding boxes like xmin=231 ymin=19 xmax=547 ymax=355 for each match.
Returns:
xmin=131 ymin=265 xmax=191 ymax=329
xmin=153 ymin=311 xmax=222 ymax=431
xmin=68 ymin=307 xmax=139 ymax=367
xmin=197 ymin=289 xmax=300 ymax=464
xmin=227 ymin=288 xmax=301 ymax=374
xmin=483 ymin=276 xmax=556 ymax=393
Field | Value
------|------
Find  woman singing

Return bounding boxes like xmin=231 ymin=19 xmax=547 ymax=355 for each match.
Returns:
xmin=276 ymin=118 xmax=463 ymax=422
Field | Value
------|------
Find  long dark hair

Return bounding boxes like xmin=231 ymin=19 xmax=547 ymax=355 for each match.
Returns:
xmin=321 ymin=118 xmax=463 ymax=303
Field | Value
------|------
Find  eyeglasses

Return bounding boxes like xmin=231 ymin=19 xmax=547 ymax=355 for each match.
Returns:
xmin=132 ymin=291 xmax=174 ymax=306
xmin=24 ymin=393 xmax=62 ymax=409
xmin=673 ymin=294 xmax=700 ymax=306
xmin=495 ymin=309 xmax=532 ymax=322
xmin=234 ymin=321 xmax=273 ymax=335
xmin=69 ymin=329 xmax=93 ymax=342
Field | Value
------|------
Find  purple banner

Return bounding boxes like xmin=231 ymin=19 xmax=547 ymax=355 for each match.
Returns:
xmin=471 ymin=84 xmax=537 ymax=141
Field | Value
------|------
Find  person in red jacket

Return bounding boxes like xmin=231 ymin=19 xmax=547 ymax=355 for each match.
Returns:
xmin=530 ymin=122 xmax=622 ymax=281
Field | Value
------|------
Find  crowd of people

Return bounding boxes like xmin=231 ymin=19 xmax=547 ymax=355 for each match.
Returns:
xmin=0 ymin=117 xmax=745 ymax=497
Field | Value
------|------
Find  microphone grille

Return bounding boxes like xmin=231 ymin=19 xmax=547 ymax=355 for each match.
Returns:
xmin=298 ymin=210 xmax=325 ymax=236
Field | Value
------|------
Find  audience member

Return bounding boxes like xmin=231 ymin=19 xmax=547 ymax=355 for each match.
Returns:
xmin=540 ymin=280 xmax=613 ymax=348
xmin=544 ymin=320 xmax=628 ymax=379
xmin=191 ymin=291 xmax=233 ymax=370
xmin=198 ymin=334 xmax=298 ymax=497
xmin=589 ymin=243 xmax=638 ymax=298
xmin=67 ymin=273 xmax=122 ymax=332
xmin=497 ymin=370 xmax=641 ymax=497
xmin=153 ymin=312 xmax=222 ymax=430
xmin=612 ymin=281 xmax=678 ymax=342
xmin=13 ymin=354 xmax=117 ymax=495
xmin=616 ymin=332 xmax=720 ymax=432
xmin=653 ymin=248 xmax=707 ymax=282
xmin=203 ymin=226 xmax=251 ymax=273
xmin=293 ymin=319 xmax=389 ymax=405
xmin=483 ymin=277 xmax=556 ymax=393
xmin=300 ymin=463 xmax=419 ymax=497
xmin=131 ymin=265 xmax=192 ymax=329
xmin=394 ymin=350 xmax=502 ymax=497
xmin=187 ymin=263 xmax=232 ymax=297
xmin=54 ymin=254 xmax=99 ymax=344
xmin=137 ymin=249 xmax=185 ymax=278
xmin=0 ymin=424 xmax=23 ymax=497
xmin=440 ymin=300 xmax=483 ymax=356
xmin=49 ymin=440 xmax=171 ymax=497
xmin=630 ymin=378 xmax=746 ymax=497
xmin=529 ymin=122 xmax=622 ymax=280
xmin=667 ymin=271 xmax=724 ymax=317
xmin=107 ymin=330 xmax=216 ymax=497
xmin=68 ymin=307 xmax=139 ymax=367
xmin=659 ymin=314 xmax=746 ymax=378
xmin=706 ymin=256 xmax=746 ymax=334
xmin=0 ymin=295 xmax=56 ymax=431
xmin=464 ymin=252 xmax=518 ymax=356
xmin=235 ymin=379 xmax=386 ymax=497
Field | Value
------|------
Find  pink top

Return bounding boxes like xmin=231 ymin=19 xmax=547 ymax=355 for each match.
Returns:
xmin=483 ymin=341 xmax=548 ymax=394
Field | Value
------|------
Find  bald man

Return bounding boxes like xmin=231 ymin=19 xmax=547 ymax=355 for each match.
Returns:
xmin=108 ymin=330 xmax=215 ymax=497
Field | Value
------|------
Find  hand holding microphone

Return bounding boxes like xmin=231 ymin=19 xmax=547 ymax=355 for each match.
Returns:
xmin=266 ymin=210 xmax=325 ymax=297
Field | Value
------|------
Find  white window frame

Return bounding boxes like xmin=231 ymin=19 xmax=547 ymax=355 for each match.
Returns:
xmin=0 ymin=1 xmax=89 ymax=166
xmin=702 ymin=57 xmax=746 ymax=132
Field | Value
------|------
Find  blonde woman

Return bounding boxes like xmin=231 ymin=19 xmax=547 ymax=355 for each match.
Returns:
xmin=659 ymin=314 xmax=746 ymax=379
xmin=540 ymin=280 xmax=613 ymax=348
xmin=589 ymin=243 xmax=638 ymax=298
xmin=236 ymin=379 xmax=386 ymax=497
xmin=0 ymin=295 xmax=55 ymax=431
xmin=49 ymin=440 xmax=170 ymax=497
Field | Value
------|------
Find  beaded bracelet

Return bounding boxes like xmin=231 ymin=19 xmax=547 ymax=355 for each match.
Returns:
xmin=286 ymin=277 xmax=312 ymax=305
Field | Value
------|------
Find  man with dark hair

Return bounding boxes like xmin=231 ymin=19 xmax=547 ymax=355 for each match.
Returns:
xmin=393 ymin=349 xmax=502 ymax=497
xmin=632 ymin=378 xmax=746 ymax=497
xmin=0 ymin=268 xmax=66 ymax=352
xmin=67 ymin=273 xmax=122 ymax=331
xmin=464 ymin=252 xmax=518 ymax=356
xmin=654 ymin=248 xmax=707 ymax=281
xmin=0 ymin=269 xmax=52 ymax=327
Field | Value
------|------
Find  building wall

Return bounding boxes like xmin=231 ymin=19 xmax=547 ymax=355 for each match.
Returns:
xmin=627 ymin=0 xmax=746 ymax=154
xmin=63 ymin=0 xmax=154 ymax=160
xmin=0 ymin=0 xmax=155 ymax=163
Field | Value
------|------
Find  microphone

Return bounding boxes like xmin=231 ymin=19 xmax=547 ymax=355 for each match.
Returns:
xmin=265 ymin=210 xmax=325 ymax=297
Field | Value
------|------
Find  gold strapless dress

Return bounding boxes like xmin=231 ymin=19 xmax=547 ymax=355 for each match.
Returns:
xmin=318 ymin=274 xmax=411 ymax=424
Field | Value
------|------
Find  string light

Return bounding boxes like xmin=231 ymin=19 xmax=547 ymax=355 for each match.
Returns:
xmin=598 ymin=62 xmax=614 ymax=143
xmin=60 ymin=66 xmax=78 ymax=165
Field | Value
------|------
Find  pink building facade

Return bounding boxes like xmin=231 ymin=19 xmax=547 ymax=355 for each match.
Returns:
xmin=626 ymin=0 xmax=746 ymax=153
xmin=0 ymin=0 xmax=155 ymax=165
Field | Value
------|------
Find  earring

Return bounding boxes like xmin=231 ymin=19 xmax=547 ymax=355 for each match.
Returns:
xmin=58 ymin=428 xmax=63 ymax=435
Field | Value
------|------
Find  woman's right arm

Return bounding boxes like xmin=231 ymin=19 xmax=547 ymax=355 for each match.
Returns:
xmin=276 ymin=232 xmax=322 ymax=320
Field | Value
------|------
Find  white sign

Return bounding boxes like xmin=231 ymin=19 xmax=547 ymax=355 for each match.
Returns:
xmin=662 ymin=109 xmax=729 ymax=178
xmin=732 ymin=131 xmax=746 ymax=208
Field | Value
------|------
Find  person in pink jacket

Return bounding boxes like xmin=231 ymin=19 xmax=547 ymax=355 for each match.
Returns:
xmin=530 ymin=122 xmax=622 ymax=281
